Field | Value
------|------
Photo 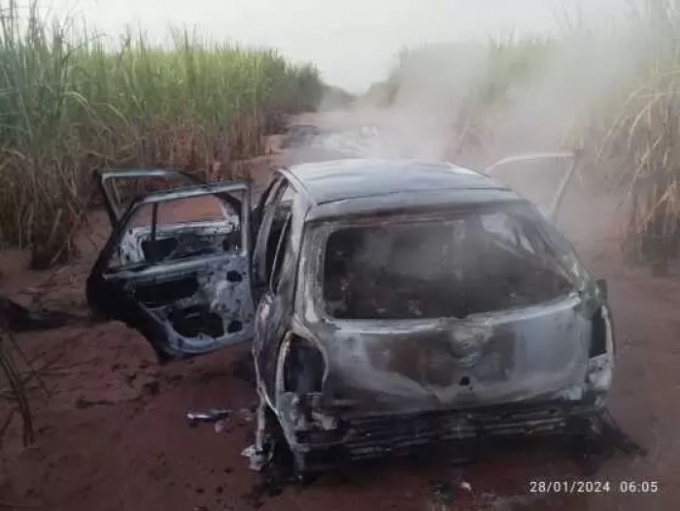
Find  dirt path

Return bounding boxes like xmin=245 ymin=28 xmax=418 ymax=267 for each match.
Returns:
xmin=1 ymin=114 xmax=679 ymax=511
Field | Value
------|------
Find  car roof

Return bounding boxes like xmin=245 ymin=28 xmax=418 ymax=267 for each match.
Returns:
xmin=283 ymin=158 xmax=509 ymax=206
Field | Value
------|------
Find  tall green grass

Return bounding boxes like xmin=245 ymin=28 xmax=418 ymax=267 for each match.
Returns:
xmin=0 ymin=0 xmax=323 ymax=267
xmin=370 ymin=0 xmax=680 ymax=271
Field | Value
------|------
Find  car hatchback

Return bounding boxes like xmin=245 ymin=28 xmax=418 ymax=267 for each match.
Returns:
xmin=86 ymin=156 xmax=614 ymax=475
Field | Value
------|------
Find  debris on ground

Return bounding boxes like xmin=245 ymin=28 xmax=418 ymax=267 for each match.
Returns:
xmin=0 ymin=295 xmax=70 ymax=331
xmin=75 ymin=397 xmax=115 ymax=409
xmin=457 ymin=480 xmax=472 ymax=492
xmin=430 ymin=480 xmax=456 ymax=507
xmin=214 ymin=419 xmax=228 ymax=433
xmin=186 ymin=407 xmax=255 ymax=432
xmin=240 ymin=452 xmax=303 ymax=509
xmin=0 ymin=294 xmax=95 ymax=333
xmin=187 ymin=409 xmax=232 ymax=428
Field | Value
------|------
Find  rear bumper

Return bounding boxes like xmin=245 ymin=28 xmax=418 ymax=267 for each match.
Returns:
xmin=285 ymin=399 xmax=601 ymax=470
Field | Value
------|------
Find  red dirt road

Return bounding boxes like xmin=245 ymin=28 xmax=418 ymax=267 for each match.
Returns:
xmin=1 ymin=133 xmax=679 ymax=511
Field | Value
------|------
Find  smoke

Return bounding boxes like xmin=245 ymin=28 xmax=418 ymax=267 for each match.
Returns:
xmin=362 ymin=43 xmax=495 ymax=161
xmin=292 ymin=5 xmax=670 ymax=248
xmin=493 ymin=28 xmax=650 ymax=156
xmin=302 ymin=3 xmax=655 ymax=173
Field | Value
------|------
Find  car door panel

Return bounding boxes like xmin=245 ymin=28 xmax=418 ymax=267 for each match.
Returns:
xmin=87 ymin=181 xmax=254 ymax=361
xmin=100 ymin=254 xmax=254 ymax=355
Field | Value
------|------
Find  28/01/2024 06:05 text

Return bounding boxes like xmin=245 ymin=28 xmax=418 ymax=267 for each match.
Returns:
xmin=529 ymin=481 xmax=659 ymax=494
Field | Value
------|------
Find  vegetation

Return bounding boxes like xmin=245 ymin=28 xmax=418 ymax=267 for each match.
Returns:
xmin=0 ymin=0 xmax=323 ymax=268
xmin=319 ymin=85 xmax=356 ymax=110
xmin=366 ymin=0 xmax=680 ymax=271
xmin=4 ymin=0 xmax=680 ymax=273
xmin=0 ymin=330 xmax=34 ymax=447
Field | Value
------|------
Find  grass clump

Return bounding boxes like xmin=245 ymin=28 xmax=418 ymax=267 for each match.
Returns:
xmin=588 ymin=3 xmax=680 ymax=272
xmin=0 ymin=328 xmax=34 ymax=447
xmin=0 ymin=0 xmax=323 ymax=268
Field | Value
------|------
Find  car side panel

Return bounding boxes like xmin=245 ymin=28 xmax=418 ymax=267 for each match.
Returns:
xmin=254 ymin=189 xmax=309 ymax=404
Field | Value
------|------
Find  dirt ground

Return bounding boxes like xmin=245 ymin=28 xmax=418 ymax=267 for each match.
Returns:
xmin=1 ymin=119 xmax=680 ymax=511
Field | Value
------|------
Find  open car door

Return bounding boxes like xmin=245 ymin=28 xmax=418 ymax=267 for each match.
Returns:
xmin=484 ymin=152 xmax=580 ymax=225
xmin=87 ymin=181 xmax=254 ymax=361
xmin=97 ymin=169 xmax=207 ymax=228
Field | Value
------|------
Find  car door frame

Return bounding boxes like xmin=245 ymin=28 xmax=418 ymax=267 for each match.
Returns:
xmin=87 ymin=180 xmax=253 ymax=361
xmin=97 ymin=169 xmax=209 ymax=227
xmin=251 ymin=174 xmax=307 ymax=400
xmin=484 ymin=151 xmax=581 ymax=224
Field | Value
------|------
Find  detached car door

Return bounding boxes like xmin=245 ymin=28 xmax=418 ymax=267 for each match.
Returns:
xmin=87 ymin=181 xmax=255 ymax=361
xmin=484 ymin=152 xmax=580 ymax=225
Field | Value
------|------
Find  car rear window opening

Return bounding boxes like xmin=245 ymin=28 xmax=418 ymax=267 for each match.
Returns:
xmin=322 ymin=211 xmax=574 ymax=320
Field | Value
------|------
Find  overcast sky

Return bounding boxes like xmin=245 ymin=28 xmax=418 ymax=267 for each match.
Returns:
xmin=45 ymin=0 xmax=635 ymax=92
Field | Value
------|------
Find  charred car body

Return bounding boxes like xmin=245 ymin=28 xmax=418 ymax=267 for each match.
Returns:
xmin=87 ymin=156 xmax=615 ymax=474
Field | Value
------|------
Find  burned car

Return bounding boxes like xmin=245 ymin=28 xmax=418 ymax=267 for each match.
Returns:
xmin=86 ymin=157 xmax=615 ymax=475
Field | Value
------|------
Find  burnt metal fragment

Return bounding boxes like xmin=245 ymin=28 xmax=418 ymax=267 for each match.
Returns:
xmin=187 ymin=409 xmax=232 ymax=427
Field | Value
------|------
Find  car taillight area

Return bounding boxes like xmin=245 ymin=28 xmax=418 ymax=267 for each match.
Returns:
xmin=282 ymin=335 xmax=326 ymax=394
xmin=275 ymin=333 xmax=341 ymax=450
xmin=587 ymin=304 xmax=614 ymax=397
xmin=590 ymin=306 xmax=608 ymax=357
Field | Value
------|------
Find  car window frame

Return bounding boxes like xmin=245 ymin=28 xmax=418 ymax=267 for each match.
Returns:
xmin=268 ymin=212 xmax=293 ymax=294
xmin=104 ymin=185 xmax=247 ymax=272
xmin=253 ymin=178 xmax=291 ymax=286
xmin=311 ymin=203 xmax=580 ymax=323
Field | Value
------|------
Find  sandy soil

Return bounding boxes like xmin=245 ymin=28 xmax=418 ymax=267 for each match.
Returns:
xmin=1 ymin=118 xmax=679 ymax=511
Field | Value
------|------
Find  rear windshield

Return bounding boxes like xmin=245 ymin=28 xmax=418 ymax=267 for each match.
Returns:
xmin=322 ymin=208 xmax=574 ymax=320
